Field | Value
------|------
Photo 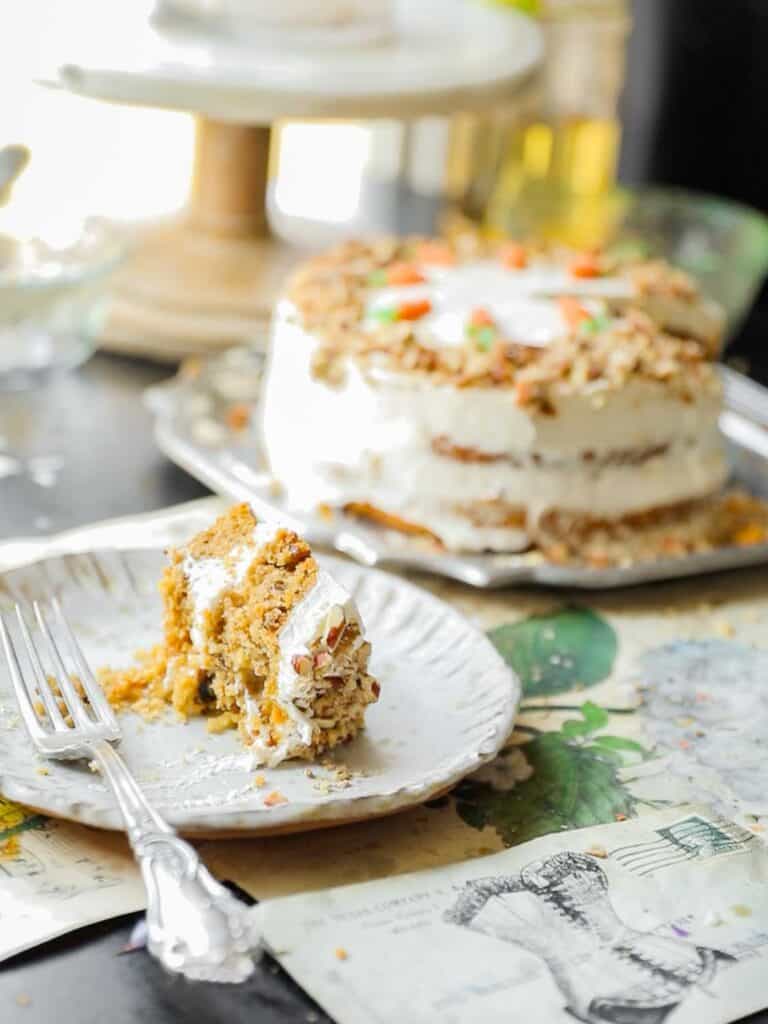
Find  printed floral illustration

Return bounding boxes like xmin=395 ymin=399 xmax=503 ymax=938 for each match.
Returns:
xmin=488 ymin=606 xmax=618 ymax=698
xmin=456 ymin=701 xmax=650 ymax=845
xmin=639 ymin=639 xmax=768 ymax=813
xmin=456 ymin=607 xmax=652 ymax=846
xmin=0 ymin=797 xmax=45 ymax=844
xmin=446 ymin=846 xmax=733 ymax=1024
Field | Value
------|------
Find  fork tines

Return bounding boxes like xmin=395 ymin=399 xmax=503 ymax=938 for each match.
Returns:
xmin=0 ymin=598 xmax=118 ymax=744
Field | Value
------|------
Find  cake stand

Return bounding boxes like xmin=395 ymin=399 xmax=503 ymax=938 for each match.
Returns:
xmin=42 ymin=0 xmax=542 ymax=360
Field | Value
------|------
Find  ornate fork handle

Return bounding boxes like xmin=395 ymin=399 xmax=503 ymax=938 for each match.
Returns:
xmin=92 ymin=738 xmax=262 ymax=982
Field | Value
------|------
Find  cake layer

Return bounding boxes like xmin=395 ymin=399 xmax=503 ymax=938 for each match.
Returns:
xmin=263 ymin=303 xmax=726 ymax=552
xmin=170 ymin=505 xmax=377 ymax=764
xmin=101 ymin=504 xmax=378 ymax=765
xmin=262 ymin=238 xmax=727 ymax=553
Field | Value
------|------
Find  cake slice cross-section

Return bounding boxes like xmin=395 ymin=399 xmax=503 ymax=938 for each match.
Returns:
xmin=106 ymin=504 xmax=379 ymax=766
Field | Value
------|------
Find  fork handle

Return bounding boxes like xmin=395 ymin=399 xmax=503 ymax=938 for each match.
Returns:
xmin=91 ymin=739 xmax=262 ymax=982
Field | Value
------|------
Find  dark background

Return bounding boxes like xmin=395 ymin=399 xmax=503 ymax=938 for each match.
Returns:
xmin=621 ymin=0 xmax=768 ymax=381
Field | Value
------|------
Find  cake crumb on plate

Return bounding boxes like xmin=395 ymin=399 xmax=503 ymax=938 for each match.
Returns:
xmin=586 ymin=845 xmax=608 ymax=859
xmin=264 ymin=790 xmax=288 ymax=807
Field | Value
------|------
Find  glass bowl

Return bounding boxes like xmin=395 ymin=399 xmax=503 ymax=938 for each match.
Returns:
xmin=0 ymin=217 xmax=125 ymax=390
xmin=494 ymin=186 xmax=768 ymax=338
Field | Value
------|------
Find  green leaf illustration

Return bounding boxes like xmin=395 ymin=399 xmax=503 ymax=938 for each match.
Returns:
xmin=488 ymin=606 xmax=618 ymax=697
xmin=456 ymin=733 xmax=637 ymax=845
xmin=588 ymin=735 xmax=647 ymax=756
xmin=561 ymin=718 xmax=593 ymax=738
xmin=561 ymin=702 xmax=610 ymax=738
xmin=580 ymin=701 xmax=610 ymax=730
xmin=454 ymin=701 xmax=652 ymax=846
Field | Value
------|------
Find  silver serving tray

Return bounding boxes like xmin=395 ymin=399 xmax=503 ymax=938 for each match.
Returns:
xmin=148 ymin=347 xmax=768 ymax=589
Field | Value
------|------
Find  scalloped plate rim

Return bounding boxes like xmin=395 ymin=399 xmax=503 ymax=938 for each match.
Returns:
xmin=0 ymin=548 xmax=519 ymax=836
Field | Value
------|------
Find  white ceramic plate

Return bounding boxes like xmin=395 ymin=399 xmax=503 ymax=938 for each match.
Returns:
xmin=40 ymin=2 xmax=542 ymax=120
xmin=0 ymin=549 xmax=518 ymax=836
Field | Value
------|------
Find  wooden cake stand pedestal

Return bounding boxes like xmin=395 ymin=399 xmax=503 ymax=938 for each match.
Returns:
xmin=106 ymin=120 xmax=298 ymax=360
xmin=43 ymin=1 xmax=542 ymax=359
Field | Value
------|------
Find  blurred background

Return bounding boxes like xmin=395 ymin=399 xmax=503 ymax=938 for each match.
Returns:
xmin=2 ymin=0 xmax=768 ymax=375
xmin=3 ymin=0 xmax=768 ymax=536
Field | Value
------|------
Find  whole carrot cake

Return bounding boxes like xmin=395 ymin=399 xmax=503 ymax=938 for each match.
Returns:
xmin=261 ymin=236 xmax=727 ymax=553
xmin=101 ymin=503 xmax=379 ymax=766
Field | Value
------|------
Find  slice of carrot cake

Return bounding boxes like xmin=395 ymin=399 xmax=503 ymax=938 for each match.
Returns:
xmin=101 ymin=503 xmax=379 ymax=766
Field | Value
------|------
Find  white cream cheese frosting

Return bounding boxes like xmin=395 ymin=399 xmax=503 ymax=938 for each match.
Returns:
xmin=262 ymin=566 xmax=360 ymax=759
xmin=363 ymin=256 xmax=723 ymax=354
xmin=180 ymin=511 xmax=363 ymax=763
xmin=182 ymin=520 xmax=280 ymax=647
xmin=262 ymin=296 xmax=727 ymax=553
xmin=364 ymin=259 xmax=620 ymax=350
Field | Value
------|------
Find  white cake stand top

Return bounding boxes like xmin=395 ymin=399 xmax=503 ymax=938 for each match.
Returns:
xmin=40 ymin=0 xmax=543 ymax=121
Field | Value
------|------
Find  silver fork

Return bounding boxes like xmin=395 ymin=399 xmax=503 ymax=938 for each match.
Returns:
xmin=0 ymin=597 xmax=262 ymax=983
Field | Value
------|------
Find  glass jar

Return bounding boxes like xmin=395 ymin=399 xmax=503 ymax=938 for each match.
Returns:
xmin=461 ymin=0 xmax=631 ymax=247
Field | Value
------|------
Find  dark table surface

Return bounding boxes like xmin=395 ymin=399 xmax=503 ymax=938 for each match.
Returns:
xmin=0 ymin=354 xmax=208 ymax=542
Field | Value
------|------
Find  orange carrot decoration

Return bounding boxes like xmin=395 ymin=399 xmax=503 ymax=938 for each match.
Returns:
xmin=569 ymin=251 xmax=603 ymax=278
xmin=558 ymin=296 xmax=591 ymax=329
xmin=386 ymin=262 xmax=426 ymax=285
xmin=500 ymin=242 xmax=528 ymax=270
xmin=397 ymin=299 xmax=432 ymax=320
xmin=469 ymin=307 xmax=495 ymax=327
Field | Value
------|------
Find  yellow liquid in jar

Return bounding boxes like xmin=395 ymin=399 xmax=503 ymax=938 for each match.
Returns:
xmin=485 ymin=116 xmax=624 ymax=249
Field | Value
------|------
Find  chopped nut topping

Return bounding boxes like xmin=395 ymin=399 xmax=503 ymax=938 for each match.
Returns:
xmin=500 ymin=241 xmax=528 ymax=269
xmin=535 ymin=489 xmax=768 ymax=567
xmin=631 ymin=260 xmax=697 ymax=300
xmin=324 ymin=605 xmax=347 ymax=651
xmin=286 ymin=237 xmax=719 ymax=407
xmin=291 ymin=654 xmax=313 ymax=677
